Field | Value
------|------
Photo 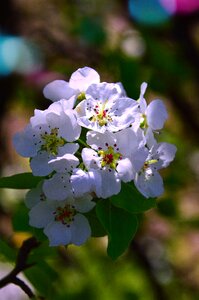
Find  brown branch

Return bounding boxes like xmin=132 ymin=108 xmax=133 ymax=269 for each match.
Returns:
xmin=0 ymin=237 xmax=40 ymax=298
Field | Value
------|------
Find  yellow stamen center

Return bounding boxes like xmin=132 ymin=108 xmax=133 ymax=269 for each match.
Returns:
xmin=41 ymin=128 xmax=65 ymax=156
xmin=54 ymin=204 xmax=76 ymax=226
xmin=98 ymin=146 xmax=122 ymax=169
xmin=90 ymin=102 xmax=112 ymax=127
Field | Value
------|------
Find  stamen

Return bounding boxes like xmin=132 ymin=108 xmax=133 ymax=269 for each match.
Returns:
xmin=40 ymin=128 xmax=65 ymax=156
xmin=54 ymin=204 xmax=76 ymax=225
xmin=98 ymin=146 xmax=122 ymax=170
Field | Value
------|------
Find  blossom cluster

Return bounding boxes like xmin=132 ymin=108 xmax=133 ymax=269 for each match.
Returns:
xmin=13 ymin=67 xmax=176 ymax=247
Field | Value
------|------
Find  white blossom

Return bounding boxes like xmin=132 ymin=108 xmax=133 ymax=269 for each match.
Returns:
xmin=29 ymin=195 xmax=94 ymax=246
xmin=134 ymin=142 xmax=177 ymax=198
xmin=81 ymin=129 xmax=147 ymax=198
xmin=132 ymin=83 xmax=168 ymax=141
xmin=76 ymin=82 xmax=136 ymax=133
xmin=13 ymin=100 xmax=81 ymax=176
xmin=43 ymin=67 xmax=100 ymax=108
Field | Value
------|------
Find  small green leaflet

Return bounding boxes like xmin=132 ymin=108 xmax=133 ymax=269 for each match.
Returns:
xmin=111 ymin=182 xmax=156 ymax=213
xmin=96 ymin=199 xmax=138 ymax=260
xmin=0 ymin=173 xmax=42 ymax=189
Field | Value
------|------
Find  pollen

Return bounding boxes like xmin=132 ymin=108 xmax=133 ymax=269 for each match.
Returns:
xmin=40 ymin=128 xmax=65 ymax=156
xmin=54 ymin=204 xmax=76 ymax=225
xmin=90 ymin=102 xmax=112 ymax=127
xmin=98 ymin=146 xmax=122 ymax=169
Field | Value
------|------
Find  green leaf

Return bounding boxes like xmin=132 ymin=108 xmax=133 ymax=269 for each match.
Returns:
xmin=0 ymin=173 xmax=43 ymax=189
xmin=0 ymin=239 xmax=17 ymax=261
xmin=85 ymin=209 xmax=107 ymax=237
xmin=12 ymin=202 xmax=30 ymax=232
xmin=96 ymin=199 xmax=138 ymax=260
xmin=111 ymin=182 xmax=156 ymax=214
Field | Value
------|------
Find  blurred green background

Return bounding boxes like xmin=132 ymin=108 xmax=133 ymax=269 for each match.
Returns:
xmin=0 ymin=0 xmax=199 ymax=299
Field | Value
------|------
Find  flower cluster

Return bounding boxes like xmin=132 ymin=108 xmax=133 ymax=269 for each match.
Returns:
xmin=13 ymin=67 xmax=176 ymax=247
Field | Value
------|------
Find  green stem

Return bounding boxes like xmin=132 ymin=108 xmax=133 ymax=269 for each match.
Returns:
xmin=77 ymin=138 xmax=89 ymax=148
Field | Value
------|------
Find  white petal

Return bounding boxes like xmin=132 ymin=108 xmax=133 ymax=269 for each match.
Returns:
xmin=13 ymin=125 xmax=38 ymax=157
xmin=74 ymin=194 xmax=95 ymax=213
xmin=114 ymin=82 xmax=127 ymax=97
xmin=117 ymin=158 xmax=134 ymax=182
xmin=75 ymin=99 xmax=87 ymax=117
xmin=30 ymin=109 xmax=47 ymax=127
xmin=86 ymin=131 xmax=115 ymax=150
xmin=81 ymin=148 xmax=100 ymax=169
xmin=134 ymin=171 xmax=164 ymax=198
xmin=43 ymin=173 xmax=73 ymax=200
xmin=146 ymin=100 xmax=168 ymax=130
xmin=140 ymin=82 xmax=147 ymax=98
xmin=29 ymin=201 xmax=55 ymax=228
xmin=59 ymin=110 xmax=81 ymax=142
xmin=58 ymin=143 xmax=79 ymax=156
xmin=70 ymin=214 xmax=91 ymax=246
xmin=115 ymin=128 xmax=138 ymax=157
xmin=138 ymin=82 xmax=147 ymax=112
xmin=30 ymin=152 xmax=53 ymax=176
xmin=130 ymin=146 xmax=149 ymax=173
xmin=88 ymin=170 xmax=102 ymax=196
xmin=49 ymin=154 xmax=79 ymax=173
xmin=43 ymin=80 xmax=77 ymax=102
xmin=69 ymin=67 xmax=100 ymax=90
xmin=47 ymin=98 xmax=76 ymax=113
xmin=70 ymin=169 xmax=92 ymax=197
xmin=44 ymin=221 xmax=72 ymax=246
xmin=155 ymin=142 xmax=177 ymax=168
xmin=96 ymin=171 xmax=121 ymax=199
xmin=145 ymin=128 xmax=157 ymax=148
xmin=86 ymin=82 xmax=119 ymax=101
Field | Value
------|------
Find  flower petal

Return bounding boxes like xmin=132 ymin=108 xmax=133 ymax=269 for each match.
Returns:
xmin=146 ymin=100 xmax=168 ymax=130
xmin=44 ymin=221 xmax=72 ymax=246
xmin=155 ymin=142 xmax=177 ymax=168
xmin=29 ymin=201 xmax=55 ymax=228
xmin=74 ymin=194 xmax=95 ymax=213
xmin=117 ymin=158 xmax=134 ymax=182
xmin=69 ymin=67 xmax=100 ymax=91
xmin=30 ymin=152 xmax=53 ymax=176
xmin=13 ymin=125 xmax=38 ymax=157
xmin=43 ymin=173 xmax=73 ymax=200
xmin=96 ymin=170 xmax=121 ymax=199
xmin=70 ymin=214 xmax=91 ymax=246
xmin=134 ymin=171 xmax=164 ymax=198
xmin=70 ymin=169 xmax=92 ymax=198
xmin=48 ymin=154 xmax=79 ymax=173
xmin=43 ymin=80 xmax=77 ymax=102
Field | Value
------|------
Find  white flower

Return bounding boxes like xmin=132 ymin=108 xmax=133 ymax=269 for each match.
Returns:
xmin=132 ymin=82 xmax=168 ymax=137
xmin=29 ymin=195 xmax=94 ymax=246
xmin=13 ymin=100 xmax=81 ymax=176
xmin=134 ymin=142 xmax=177 ymax=198
xmin=43 ymin=151 xmax=96 ymax=200
xmin=81 ymin=129 xmax=147 ymax=198
xmin=75 ymin=82 xmax=136 ymax=133
xmin=43 ymin=67 xmax=100 ymax=108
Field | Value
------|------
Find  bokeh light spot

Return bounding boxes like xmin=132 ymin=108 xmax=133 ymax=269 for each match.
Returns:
xmin=128 ymin=0 xmax=174 ymax=26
